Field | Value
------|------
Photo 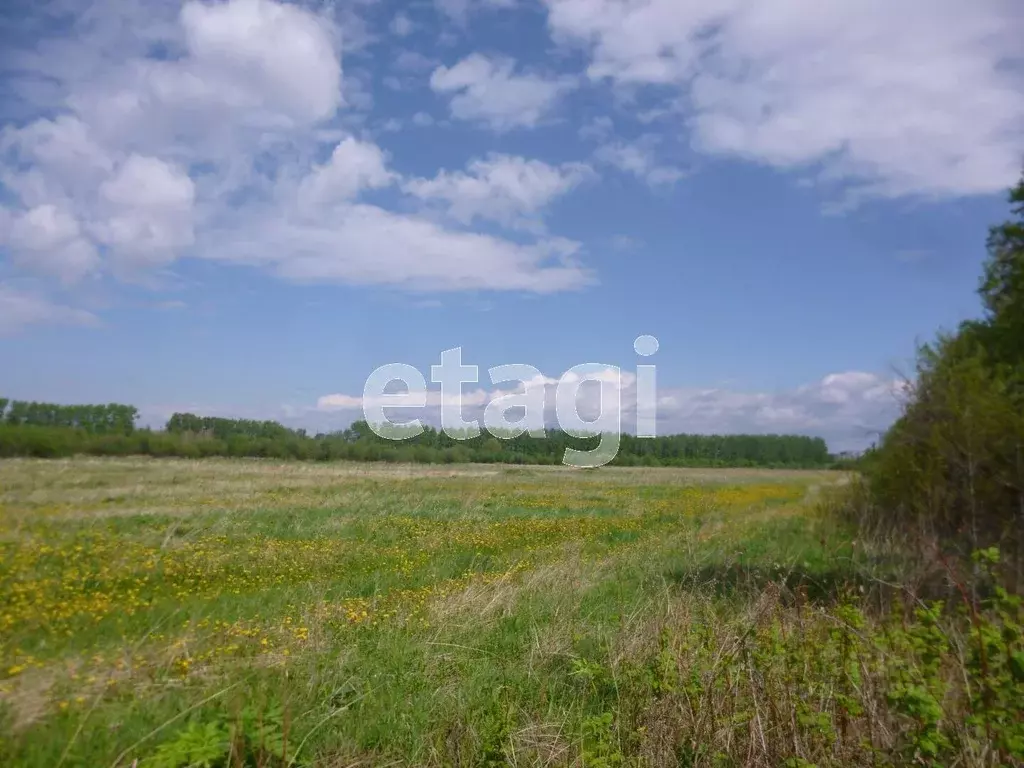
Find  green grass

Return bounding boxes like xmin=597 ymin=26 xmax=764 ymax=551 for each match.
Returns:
xmin=1 ymin=459 xmax=1020 ymax=767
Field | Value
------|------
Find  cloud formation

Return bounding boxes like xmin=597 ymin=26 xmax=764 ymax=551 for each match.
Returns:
xmin=430 ymin=54 xmax=575 ymax=130
xmin=403 ymin=155 xmax=592 ymax=229
xmin=544 ymin=0 xmax=1024 ymax=198
xmin=0 ymin=0 xmax=594 ymax=312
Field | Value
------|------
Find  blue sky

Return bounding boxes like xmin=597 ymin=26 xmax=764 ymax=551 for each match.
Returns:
xmin=1 ymin=0 xmax=1022 ymax=450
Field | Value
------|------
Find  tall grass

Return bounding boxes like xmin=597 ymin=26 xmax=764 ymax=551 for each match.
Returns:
xmin=1 ymin=459 xmax=1021 ymax=766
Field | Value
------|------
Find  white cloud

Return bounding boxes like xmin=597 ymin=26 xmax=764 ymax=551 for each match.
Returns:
xmin=653 ymin=371 xmax=903 ymax=450
xmin=0 ymin=0 xmax=339 ymax=286
xmin=430 ymin=54 xmax=575 ymax=130
xmin=403 ymin=154 xmax=592 ymax=228
xmin=0 ymin=284 xmax=99 ymax=335
xmin=57 ymin=0 xmax=343 ymax=166
xmin=94 ymin=154 xmax=196 ymax=269
xmin=296 ymin=137 xmax=395 ymax=206
xmin=177 ymin=0 xmax=342 ymax=124
xmin=0 ymin=116 xmax=114 ymax=208
xmin=205 ymin=199 xmax=590 ymax=293
xmin=544 ymin=0 xmax=1024 ymax=199
xmin=0 ymin=119 xmax=195 ymax=275
xmin=594 ymin=138 xmax=685 ymax=186
xmin=255 ymin=139 xmax=589 ymax=293
xmin=412 ymin=111 xmax=435 ymax=127
xmin=0 ymin=0 xmax=595 ymax=325
xmin=546 ymin=0 xmax=727 ymax=84
xmin=2 ymin=204 xmax=99 ymax=283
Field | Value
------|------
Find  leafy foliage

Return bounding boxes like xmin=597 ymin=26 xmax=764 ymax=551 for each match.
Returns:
xmin=844 ymin=170 xmax=1024 ymax=573
xmin=143 ymin=702 xmax=291 ymax=768
xmin=144 ymin=720 xmax=228 ymax=768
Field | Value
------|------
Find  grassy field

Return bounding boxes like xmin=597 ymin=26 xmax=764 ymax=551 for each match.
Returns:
xmin=0 ymin=459 xmax=1017 ymax=767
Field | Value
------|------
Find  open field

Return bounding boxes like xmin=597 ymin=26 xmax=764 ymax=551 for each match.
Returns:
xmin=0 ymin=459 xmax=1018 ymax=767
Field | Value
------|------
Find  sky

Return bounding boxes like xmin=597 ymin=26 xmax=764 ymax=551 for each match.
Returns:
xmin=0 ymin=0 xmax=1022 ymax=451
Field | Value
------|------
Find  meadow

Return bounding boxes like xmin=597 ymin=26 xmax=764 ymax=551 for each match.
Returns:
xmin=0 ymin=459 xmax=1019 ymax=767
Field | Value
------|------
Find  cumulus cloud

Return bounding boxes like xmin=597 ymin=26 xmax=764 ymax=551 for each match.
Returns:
xmin=296 ymin=137 xmax=396 ymax=206
xmin=0 ymin=0 xmax=596 ymax=330
xmin=177 ymin=0 xmax=342 ymax=123
xmin=60 ymin=0 xmax=343 ymax=161
xmin=95 ymin=154 xmax=196 ymax=270
xmin=544 ymin=0 xmax=1024 ymax=199
xmin=403 ymin=154 xmax=592 ymax=229
xmin=1 ymin=116 xmax=115 ymax=210
xmin=430 ymin=54 xmax=575 ymax=130
xmin=2 ymin=204 xmax=100 ymax=283
xmin=193 ymin=134 xmax=591 ymax=292
xmin=0 ymin=118 xmax=195 ymax=277
xmin=0 ymin=0 xmax=337 ymax=284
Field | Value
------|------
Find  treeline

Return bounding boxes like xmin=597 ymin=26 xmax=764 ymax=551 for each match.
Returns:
xmin=840 ymin=170 xmax=1024 ymax=577
xmin=166 ymin=413 xmax=307 ymax=441
xmin=0 ymin=399 xmax=137 ymax=434
xmin=0 ymin=403 xmax=832 ymax=467
xmin=333 ymin=421 xmax=830 ymax=467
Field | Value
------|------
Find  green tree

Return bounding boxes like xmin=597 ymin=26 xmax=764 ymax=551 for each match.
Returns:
xmin=980 ymin=175 xmax=1024 ymax=370
xmin=851 ymin=170 xmax=1024 ymax=578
